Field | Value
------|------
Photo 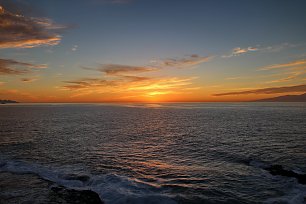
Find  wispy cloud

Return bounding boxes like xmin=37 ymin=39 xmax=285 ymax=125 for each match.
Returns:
xmin=82 ymin=54 xmax=211 ymax=77
xmin=71 ymin=45 xmax=78 ymax=51
xmin=213 ymin=84 xmax=306 ymax=96
xmin=83 ymin=64 xmax=158 ymax=76
xmin=0 ymin=4 xmax=65 ymax=49
xmin=62 ymin=76 xmax=196 ymax=98
xmin=0 ymin=58 xmax=46 ymax=75
xmin=152 ymin=55 xmax=212 ymax=68
xmin=260 ymin=59 xmax=306 ymax=70
xmin=223 ymin=47 xmax=258 ymax=58
xmin=223 ymin=43 xmax=299 ymax=58
xmin=64 ymin=54 xmax=204 ymax=99
xmin=20 ymin=77 xmax=38 ymax=83
xmin=225 ymin=76 xmax=247 ymax=80
xmin=264 ymin=70 xmax=306 ymax=84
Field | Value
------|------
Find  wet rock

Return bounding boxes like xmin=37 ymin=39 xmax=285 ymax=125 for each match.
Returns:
xmin=51 ymin=186 xmax=104 ymax=204
xmin=264 ymin=165 xmax=306 ymax=185
xmin=63 ymin=174 xmax=91 ymax=182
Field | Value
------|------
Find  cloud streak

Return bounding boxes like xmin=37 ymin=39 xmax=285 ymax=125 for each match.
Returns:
xmin=223 ymin=47 xmax=258 ymax=58
xmin=62 ymin=76 xmax=196 ymax=98
xmin=223 ymin=43 xmax=298 ymax=58
xmin=0 ymin=58 xmax=46 ymax=75
xmin=0 ymin=4 xmax=64 ymax=49
xmin=213 ymin=84 xmax=306 ymax=96
xmin=20 ymin=77 xmax=38 ymax=83
xmin=260 ymin=59 xmax=306 ymax=70
xmin=64 ymin=54 xmax=205 ymax=99
xmin=153 ymin=55 xmax=212 ymax=68
xmin=83 ymin=64 xmax=158 ymax=76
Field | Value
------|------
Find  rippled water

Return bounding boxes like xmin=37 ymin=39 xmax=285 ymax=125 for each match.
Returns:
xmin=1 ymin=103 xmax=306 ymax=203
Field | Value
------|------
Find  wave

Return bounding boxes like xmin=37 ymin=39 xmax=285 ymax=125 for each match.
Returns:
xmin=0 ymin=158 xmax=177 ymax=204
xmin=249 ymin=159 xmax=306 ymax=204
xmin=264 ymin=184 xmax=306 ymax=204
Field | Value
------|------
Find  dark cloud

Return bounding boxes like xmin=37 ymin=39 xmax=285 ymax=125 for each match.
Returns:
xmin=63 ymin=75 xmax=150 ymax=91
xmin=0 ymin=3 xmax=65 ymax=49
xmin=0 ymin=58 xmax=46 ymax=75
xmin=83 ymin=64 xmax=158 ymax=76
xmin=155 ymin=55 xmax=212 ymax=68
xmin=20 ymin=77 xmax=37 ymax=83
xmin=63 ymin=79 xmax=117 ymax=90
xmin=213 ymin=84 xmax=306 ymax=96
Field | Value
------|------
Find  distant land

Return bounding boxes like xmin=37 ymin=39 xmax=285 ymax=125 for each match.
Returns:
xmin=254 ymin=93 xmax=306 ymax=102
xmin=0 ymin=100 xmax=18 ymax=104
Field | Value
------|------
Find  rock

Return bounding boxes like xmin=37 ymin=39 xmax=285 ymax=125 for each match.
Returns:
xmin=63 ymin=174 xmax=91 ymax=182
xmin=51 ymin=186 xmax=104 ymax=204
xmin=264 ymin=165 xmax=306 ymax=185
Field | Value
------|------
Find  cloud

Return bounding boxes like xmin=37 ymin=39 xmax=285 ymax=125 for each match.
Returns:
xmin=20 ymin=77 xmax=38 ymax=83
xmin=153 ymin=55 xmax=212 ymax=68
xmin=225 ymin=76 xmax=246 ymax=80
xmin=71 ymin=45 xmax=78 ymax=51
xmin=223 ymin=47 xmax=258 ymax=58
xmin=260 ymin=59 xmax=306 ymax=70
xmin=213 ymin=84 xmax=306 ymax=96
xmin=83 ymin=54 xmax=211 ymax=77
xmin=264 ymin=70 xmax=306 ymax=84
xmin=83 ymin=64 xmax=158 ymax=76
xmin=263 ymin=43 xmax=297 ymax=52
xmin=66 ymin=55 xmax=202 ymax=98
xmin=63 ymin=78 xmax=118 ymax=90
xmin=62 ymin=76 xmax=196 ymax=98
xmin=0 ymin=4 xmax=64 ymax=49
xmin=0 ymin=58 xmax=46 ymax=75
xmin=223 ymin=43 xmax=299 ymax=58
xmin=0 ymin=88 xmax=36 ymax=101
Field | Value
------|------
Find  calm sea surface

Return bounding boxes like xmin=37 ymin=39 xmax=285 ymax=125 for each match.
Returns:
xmin=0 ymin=103 xmax=306 ymax=204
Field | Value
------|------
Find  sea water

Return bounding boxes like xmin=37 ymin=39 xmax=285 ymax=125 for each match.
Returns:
xmin=0 ymin=103 xmax=306 ymax=203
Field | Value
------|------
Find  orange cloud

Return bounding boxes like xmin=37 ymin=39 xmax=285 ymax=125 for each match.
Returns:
xmin=62 ymin=76 xmax=196 ymax=99
xmin=20 ymin=77 xmax=38 ymax=83
xmin=0 ymin=5 xmax=64 ymax=49
xmin=83 ymin=64 xmax=158 ymax=76
xmin=62 ymin=55 xmax=203 ymax=101
xmin=264 ymin=71 xmax=306 ymax=84
xmin=213 ymin=84 xmax=306 ymax=96
xmin=0 ymin=58 xmax=46 ymax=75
xmin=260 ymin=59 xmax=306 ymax=70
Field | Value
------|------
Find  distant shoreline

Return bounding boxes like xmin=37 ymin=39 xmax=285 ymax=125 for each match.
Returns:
xmin=0 ymin=100 xmax=18 ymax=104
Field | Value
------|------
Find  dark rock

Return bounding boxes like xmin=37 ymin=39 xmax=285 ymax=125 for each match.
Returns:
xmin=51 ymin=186 xmax=104 ymax=204
xmin=264 ymin=165 xmax=306 ymax=185
xmin=63 ymin=174 xmax=91 ymax=182
xmin=0 ymin=100 xmax=18 ymax=104
xmin=0 ymin=162 xmax=6 ymax=168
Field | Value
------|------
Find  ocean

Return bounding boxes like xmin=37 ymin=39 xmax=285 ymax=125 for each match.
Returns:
xmin=0 ymin=103 xmax=306 ymax=204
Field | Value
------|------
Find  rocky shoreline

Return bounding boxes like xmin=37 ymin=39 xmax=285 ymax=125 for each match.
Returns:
xmin=0 ymin=172 xmax=104 ymax=204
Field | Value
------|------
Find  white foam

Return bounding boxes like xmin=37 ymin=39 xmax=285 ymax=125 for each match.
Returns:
xmin=264 ymin=184 xmax=306 ymax=204
xmin=0 ymin=159 xmax=177 ymax=204
xmin=249 ymin=159 xmax=270 ymax=169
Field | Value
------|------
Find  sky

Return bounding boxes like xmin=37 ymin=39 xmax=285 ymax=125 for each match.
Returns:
xmin=1 ymin=0 xmax=306 ymax=102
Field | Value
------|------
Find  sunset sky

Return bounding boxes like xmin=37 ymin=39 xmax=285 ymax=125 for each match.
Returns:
xmin=1 ymin=0 xmax=306 ymax=102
